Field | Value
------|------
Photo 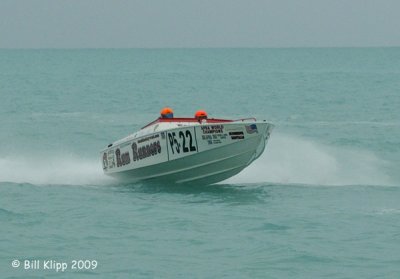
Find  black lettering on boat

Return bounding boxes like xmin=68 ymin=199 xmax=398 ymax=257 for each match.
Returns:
xmin=102 ymin=153 xmax=108 ymax=170
xmin=229 ymin=131 xmax=244 ymax=140
xmin=169 ymin=130 xmax=196 ymax=154
xmin=179 ymin=131 xmax=189 ymax=153
xmin=168 ymin=132 xmax=181 ymax=154
xmin=187 ymin=130 xmax=196 ymax=151
xmin=115 ymin=148 xmax=131 ymax=167
xmin=138 ymin=134 xmax=160 ymax=144
xmin=132 ymin=140 xmax=161 ymax=161
xmin=201 ymin=125 xmax=224 ymax=134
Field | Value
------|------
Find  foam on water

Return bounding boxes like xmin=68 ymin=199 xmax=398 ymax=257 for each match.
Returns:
xmin=227 ymin=133 xmax=395 ymax=186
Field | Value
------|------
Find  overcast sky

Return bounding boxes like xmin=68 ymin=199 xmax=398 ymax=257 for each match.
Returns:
xmin=1 ymin=0 xmax=399 ymax=48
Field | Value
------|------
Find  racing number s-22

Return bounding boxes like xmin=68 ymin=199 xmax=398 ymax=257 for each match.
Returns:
xmin=168 ymin=130 xmax=196 ymax=154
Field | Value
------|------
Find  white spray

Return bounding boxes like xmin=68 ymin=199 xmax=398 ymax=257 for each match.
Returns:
xmin=0 ymin=153 xmax=114 ymax=186
xmin=226 ymin=133 xmax=394 ymax=186
xmin=0 ymin=134 xmax=394 ymax=186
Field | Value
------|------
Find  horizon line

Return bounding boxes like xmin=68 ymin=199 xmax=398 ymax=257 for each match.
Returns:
xmin=1 ymin=46 xmax=400 ymax=50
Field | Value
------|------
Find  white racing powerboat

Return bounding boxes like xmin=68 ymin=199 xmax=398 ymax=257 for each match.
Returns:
xmin=101 ymin=112 xmax=273 ymax=184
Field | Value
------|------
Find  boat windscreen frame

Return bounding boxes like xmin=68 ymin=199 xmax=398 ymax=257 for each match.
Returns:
xmin=141 ymin=117 xmax=234 ymax=129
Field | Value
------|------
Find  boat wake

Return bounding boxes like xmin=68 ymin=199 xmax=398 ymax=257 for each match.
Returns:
xmin=0 ymin=154 xmax=113 ymax=186
xmin=0 ymin=133 xmax=396 ymax=187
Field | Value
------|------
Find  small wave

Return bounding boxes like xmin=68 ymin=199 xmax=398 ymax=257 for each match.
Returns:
xmin=0 ymin=208 xmax=23 ymax=218
xmin=374 ymin=208 xmax=400 ymax=215
xmin=226 ymin=133 xmax=396 ymax=186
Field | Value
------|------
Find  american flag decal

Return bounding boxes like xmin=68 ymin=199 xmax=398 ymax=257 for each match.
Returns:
xmin=245 ymin=124 xmax=258 ymax=134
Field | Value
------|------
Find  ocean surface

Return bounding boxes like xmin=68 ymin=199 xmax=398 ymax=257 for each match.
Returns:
xmin=1 ymin=48 xmax=399 ymax=278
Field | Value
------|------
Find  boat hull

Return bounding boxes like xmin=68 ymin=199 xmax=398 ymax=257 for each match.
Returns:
xmin=101 ymin=121 xmax=273 ymax=184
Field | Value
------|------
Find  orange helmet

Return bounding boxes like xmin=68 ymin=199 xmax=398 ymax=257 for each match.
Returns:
xmin=194 ymin=110 xmax=208 ymax=119
xmin=160 ymin=107 xmax=174 ymax=118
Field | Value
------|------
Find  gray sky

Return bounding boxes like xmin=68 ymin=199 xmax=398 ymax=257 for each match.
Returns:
xmin=1 ymin=0 xmax=399 ymax=48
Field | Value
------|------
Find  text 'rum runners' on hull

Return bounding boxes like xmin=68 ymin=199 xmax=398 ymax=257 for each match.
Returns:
xmin=100 ymin=109 xmax=274 ymax=185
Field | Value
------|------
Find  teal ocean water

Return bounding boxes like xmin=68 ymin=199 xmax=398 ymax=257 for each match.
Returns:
xmin=1 ymin=48 xmax=399 ymax=278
